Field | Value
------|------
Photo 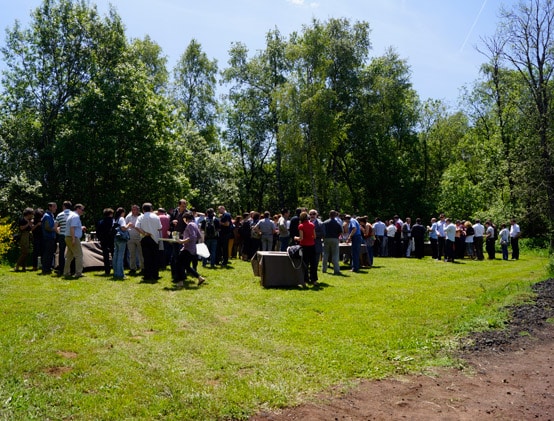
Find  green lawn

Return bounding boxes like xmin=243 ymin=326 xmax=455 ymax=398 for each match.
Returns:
xmin=0 ymin=252 xmax=548 ymax=420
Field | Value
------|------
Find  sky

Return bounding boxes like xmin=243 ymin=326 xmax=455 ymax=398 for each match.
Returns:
xmin=0 ymin=0 xmax=519 ymax=106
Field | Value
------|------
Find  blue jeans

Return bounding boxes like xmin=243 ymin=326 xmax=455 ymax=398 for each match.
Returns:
xmin=203 ymin=238 xmax=218 ymax=267
xmin=501 ymin=242 xmax=509 ymax=260
xmin=279 ymin=236 xmax=290 ymax=251
xmin=351 ymin=236 xmax=362 ymax=271
xmin=113 ymin=239 xmax=126 ymax=278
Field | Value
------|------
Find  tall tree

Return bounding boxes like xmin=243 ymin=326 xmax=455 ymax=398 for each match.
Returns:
xmin=494 ymin=0 xmax=554 ymax=246
xmin=0 ymin=0 xmax=182 ymax=220
xmin=172 ymin=39 xmax=219 ymax=145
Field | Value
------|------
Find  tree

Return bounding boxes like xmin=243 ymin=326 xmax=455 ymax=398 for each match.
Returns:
xmin=172 ymin=39 xmax=219 ymax=145
xmin=494 ymin=0 xmax=554 ymax=246
xmin=0 ymin=0 xmax=183 ymax=221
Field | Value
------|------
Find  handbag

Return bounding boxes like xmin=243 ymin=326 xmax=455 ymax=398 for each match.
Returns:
xmin=287 ymin=245 xmax=303 ymax=270
xmin=115 ymin=226 xmax=130 ymax=242
xmin=196 ymin=242 xmax=210 ymax=258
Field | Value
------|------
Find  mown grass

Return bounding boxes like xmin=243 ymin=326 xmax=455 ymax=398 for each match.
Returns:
xmin=0 ymin=252 xmax=548 ymax=420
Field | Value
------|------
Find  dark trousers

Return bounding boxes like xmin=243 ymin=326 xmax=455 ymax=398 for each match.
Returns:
xmin=175 ymin=249 xmax=201 ymax=281
xmin=301 ymin=245 xmax=318 ymax=283
xmin=430 ymin=237 xmax=438 ymax=259
xmin=438 ymin=237 xmax=446 ymax=260
xmin=170 ymin=243 xmax=181 ymax=279
xmin=486 ymin=238 xmax=496 ymax=259
xmin=445 ymin=239 xmax=455 ymax=261
xmin=375 ymin=236 xmax=383 ymax=256
xmin=511 ymin=237 xmax=519 ymax=259
xmin=413 ymin=237 xmax=424 ymax=259
xmin=474 ymin=236 xmax=484 ymax=260
xmin=219 ymin=232 xmax=230 ymax=264
xmin=57 ymin=234 xmax=66 ymax=274
xmin=42 ymin=237 xmax=57 ymax=273
xmin=100 ymin=240 xmax=113 ymax=275
xmin=140 ymin=236 xmax=159 ymax=281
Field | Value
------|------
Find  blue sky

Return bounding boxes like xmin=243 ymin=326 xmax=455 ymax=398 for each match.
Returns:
xmin=0 ymin=0 xmax=517 ymax=105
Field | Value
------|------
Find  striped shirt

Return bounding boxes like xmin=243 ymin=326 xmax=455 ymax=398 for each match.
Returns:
xmin=55 ymin=209 xmax=71 ymax=236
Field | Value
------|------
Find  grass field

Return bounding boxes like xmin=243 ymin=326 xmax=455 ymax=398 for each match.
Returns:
xmin=0 ymin=252 xmax=548 ymax=420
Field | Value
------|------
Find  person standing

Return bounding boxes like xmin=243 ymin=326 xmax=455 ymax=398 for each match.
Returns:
xmin=277 ymin=208 xmax=290 ymax=251
xmin=40 ymin=202 xmax=58 ymax=275
xmin=96 ymin=208 xmax=114 ymax=276
xmin=54 ymin=201 xmax=72 ymax=275
xmin=485 ymin=221 xmax=496 ymax=260
xmin=402 ymin=217 xmax=412 ymax=258
xmin=411 ymin=218 xmax=426 ymax=259
xmin=473 ymin=219 xmax=485 ymax=261
xmin=113 ymin=207 xmax=132 ymax=280
xmin=437 ymin=214 xmax=446 ymax=261
xmin=14 ymin=208 xmax=34 ymax=272
xmin=464 ymin=221 xmax=475 ymax=260
xmin=135 ymin=203 xmax=162 ymax=282
xmin=295 ymin=211 xmax=318 ymax=285
xmin=254 ymin=211 xmax=275 ymax=251
xmin=64 ymin=204 xmax=86 ymax=278
xmin=157 ymin=208 xmax=171 ymax=269
xmin=125 ymin=205 xmax=144 ymax=275
xmin=444 ymin=218 xmax=456 ymax=263
xmin=345 ymin=215 xmax=363 ymax=272
xmin=175 ymin=212 xmax=206 ymax=287
xmin=510 ymin=218 xmax=521 ymax=260
xmin=200 ymin=208 xmax=220 ymax=268
xmin=427 ymin=218 xmax=438 ymax=260
xmin=499 ymin=223 xmax=510 ymax=260
xmin=169 ymin=199 xmax=188 ymax=279
xmin=372 ymin=217 xmax=386 ymax=257
xmin=310 ymin=210 xmax=324 ymax=268
xmin=288 ymin=208 xmax=302 ymax=245
xmin=31 ymin=208 xmax=44 ymax=271
xmin=386 ymin=219 xmax=396 ymax=257
xmin=322 ymin=210 xmax=342 ymax=275
xmin=218 ymin=205 xmax=232 ymax=266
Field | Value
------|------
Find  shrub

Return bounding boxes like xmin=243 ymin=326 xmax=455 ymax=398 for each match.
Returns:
xmin=0 ymin=218 xmax=16 ymax=262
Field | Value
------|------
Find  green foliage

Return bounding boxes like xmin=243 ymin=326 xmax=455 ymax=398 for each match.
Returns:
xmin=0 ymin=218 xmax=15 ymax=261
xmin=1 ymin=0 xmax=554 ymax=242
xmin=0 ymin=253 xmax=547 ymax=419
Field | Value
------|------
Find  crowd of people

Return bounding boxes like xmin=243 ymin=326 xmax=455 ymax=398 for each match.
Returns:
xmin=13 ymin=200 xmax=522 ymax=285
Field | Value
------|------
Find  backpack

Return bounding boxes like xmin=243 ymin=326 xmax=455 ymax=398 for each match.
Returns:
xmin=205 ymin=218 xmax=218 ymax=239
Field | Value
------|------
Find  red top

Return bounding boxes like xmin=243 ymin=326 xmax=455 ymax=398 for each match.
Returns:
xmin=298 ymin=221 xmax=315 ymax=246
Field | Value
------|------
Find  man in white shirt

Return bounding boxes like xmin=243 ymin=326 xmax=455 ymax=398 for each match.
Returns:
xmin=372 ymin=217 xmax=386 ymax=256
xmin=278 ymin=209 xmax=290 ymax=251
xmin=125 ymin=204 xmax=144 ymax=275
xmin=437 ymin=214 xmax=447 ymax=261
xmin=64 ymin=204 xmax=86 ymax=278
xmin=136 ymin=203 xmax=162 ymax=282
xmin=385 ymin=220 xmax=396 ymax=257
xmin=444 ymin=218 xmax=457 ymax=262
xmin=472 ymin=219 xmax=485 ymax=261
xmin=510 ymin=218 xmax=521 ymax=260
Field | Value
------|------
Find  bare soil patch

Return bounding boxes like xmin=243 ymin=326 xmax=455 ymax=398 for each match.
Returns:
xmin=252 ymin=279 xmax=554 ymax=420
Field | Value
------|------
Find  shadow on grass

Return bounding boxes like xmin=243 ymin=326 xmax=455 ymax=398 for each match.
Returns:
xmin=163 ymin=280 xmax=204 ymax=291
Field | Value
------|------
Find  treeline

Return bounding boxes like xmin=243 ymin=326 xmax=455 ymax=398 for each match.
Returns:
xmin=1 ymin=0 xmax=553 ymax=247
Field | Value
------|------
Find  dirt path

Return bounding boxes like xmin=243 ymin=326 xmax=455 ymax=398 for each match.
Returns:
xmin=252 ymin=279 xmax=554 ymax=420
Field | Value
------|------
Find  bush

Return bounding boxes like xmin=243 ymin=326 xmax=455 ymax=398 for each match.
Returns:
xmin=548 ymin=254 xmax=554 ymax=278
xmin=0 ymin=218 xmax=16 ymax=262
